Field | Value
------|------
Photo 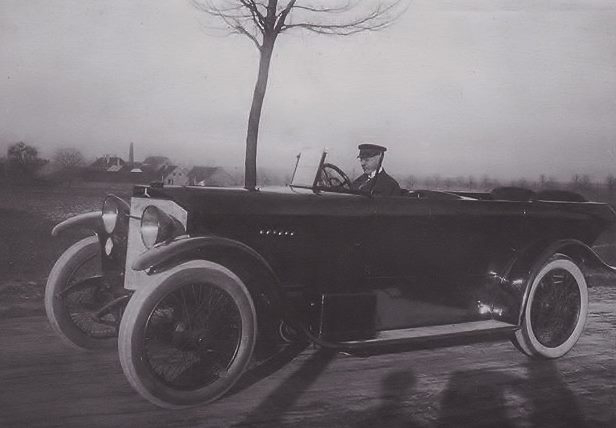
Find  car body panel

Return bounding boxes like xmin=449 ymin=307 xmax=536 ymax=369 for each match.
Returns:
xmin=115 ymin=181 xmax=616 ymax=343
xmin=123 ymin=197 xmax=188 ymax=291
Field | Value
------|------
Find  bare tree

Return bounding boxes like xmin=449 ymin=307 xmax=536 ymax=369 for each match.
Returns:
xmin=510 ymin=178 xmax=530 ymax=189
xmin=403 ymin=174 xmax=416 ymax=189
xmin=539 ymin=174 xmax=557 ymax=190
xmin=53 ymin=147 xmax=85 ymax=186
xmin=571 ymin=174 xmax=591 ymax=191
xmin=7 ymin=142 xmax=47 ymax=179
xmin=193 ymin=0 xmax=407 ymax=189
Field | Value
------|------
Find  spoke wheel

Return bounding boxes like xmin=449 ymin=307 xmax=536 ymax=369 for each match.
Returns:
xmin=119 ymin=260 xmax=257 ymax=408
xmin=512 ymin=254 xmax=588 ymax=359
xmin=45 ymin=236 xmax=119 ymax=350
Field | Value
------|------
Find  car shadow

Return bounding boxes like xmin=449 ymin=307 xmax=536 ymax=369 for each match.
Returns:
xmin=437 ymin=360 xmax=588 ymax=428
xmin=230 ymin=342 xmax=589 ymax=427
xmin=352 ymin=369 xmax=424 ymax=428
xmin=340 ymin=358 xmax=589 ymax=428
xmin=437 ymin=368 xmax=521 ymax=428
xmin=227 ymin=341 xmax=310 ymax=397
xmin=523 ymin=360 xmax=588 ymax=428
xmin=233 ymin=347 xmax=337 ymax=427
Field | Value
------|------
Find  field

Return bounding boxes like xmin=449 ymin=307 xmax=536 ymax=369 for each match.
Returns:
xmin=0 ymin=184 xmax=130 ymax=317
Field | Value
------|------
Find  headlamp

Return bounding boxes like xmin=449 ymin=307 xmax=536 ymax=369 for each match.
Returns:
xmin=102 ymin=197 xmax=120 ymax=234
xmin=141 ymin=206 xmax=162 ymax=249
xmin=140 ymin=205 xmax=183 ymax=249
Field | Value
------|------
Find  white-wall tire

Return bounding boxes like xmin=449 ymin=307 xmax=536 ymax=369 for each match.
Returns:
xmin=118 ymin=260 xmax=257 ymax=408
xmin=44 ymin=236 xmax=117 ymax=350
xmin=513 ymin=255 xmax=588 ymax=359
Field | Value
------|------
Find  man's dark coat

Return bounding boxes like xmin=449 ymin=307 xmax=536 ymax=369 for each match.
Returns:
xmin=351 ymin=170 xmax=401 ymax=196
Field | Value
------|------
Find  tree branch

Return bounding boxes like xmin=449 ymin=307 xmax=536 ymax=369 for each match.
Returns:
xmin=193 ymin=0 xmax=265 ymax=48
xmin=280 ymin=0 xmax=407 ymax=36
xmin=290 ymin=1 xmax=353 ymax=15
xmin=274 ymin=0 xmax=297 ymax=33
xmin=240 ymin=0 xmax=266 ymax=30
xmin=192 ymin=1 xmax=408 ymax=43
xmin=234 ymin=21 xmax=262 ymax=48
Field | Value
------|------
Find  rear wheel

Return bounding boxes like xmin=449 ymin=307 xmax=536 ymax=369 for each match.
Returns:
xmin=118 ymin=260 xmax=257 ymax=408
xmin=44 ymin=236 xmax=119 ymax=350
xmin=512 ymin=254 xmax=588 ymax=359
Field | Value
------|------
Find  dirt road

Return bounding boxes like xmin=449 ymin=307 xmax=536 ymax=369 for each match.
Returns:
xmin=1 ymin=287 xmax=614 ymax=428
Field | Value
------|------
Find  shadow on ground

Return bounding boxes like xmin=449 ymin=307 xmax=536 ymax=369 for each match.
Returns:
xmin=234 ymin=349 xmax=602 ymax=428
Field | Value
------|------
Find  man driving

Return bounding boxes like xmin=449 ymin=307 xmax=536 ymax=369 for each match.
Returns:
xmin=351 ymin=143 xmax=400 ymax=196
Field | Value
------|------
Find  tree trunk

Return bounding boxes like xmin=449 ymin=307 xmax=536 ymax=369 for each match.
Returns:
xmin=245 ymin=36 xmax=275 ymax=190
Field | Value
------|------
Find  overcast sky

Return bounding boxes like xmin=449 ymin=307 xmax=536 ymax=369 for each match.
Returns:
xmin=1 ymin=0 xmax=615 ymax=181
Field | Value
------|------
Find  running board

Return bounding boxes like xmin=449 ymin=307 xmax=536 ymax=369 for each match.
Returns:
xmin=338 ymin=320 xmax=517 ymax=347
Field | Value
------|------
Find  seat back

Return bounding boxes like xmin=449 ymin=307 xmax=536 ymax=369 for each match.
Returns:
xmin=490 ymin=186 xmax=536 ymax=201
xmin=534 ymin=190 xmax=586 ymax=202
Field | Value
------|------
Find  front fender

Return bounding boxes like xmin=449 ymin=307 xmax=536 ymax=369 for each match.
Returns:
xmin=131 ymin=236 xmax=275 ymax=276
xmin=51 ymin=194 xmax=130 ymax=238
xmin=132 ymin=235 xmax=283 ymax=306
xmin=51 ymin=211 xmax=103 ymax=237
xmin=132 ymin=236 xmax=293 ymax=345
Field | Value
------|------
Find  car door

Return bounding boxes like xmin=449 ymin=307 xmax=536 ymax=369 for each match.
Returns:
xmin=369 ymin=195 xmax=527 ymax=330
xmin=368 ymin=195 xmax=441 ymax=329
xmin=426 ymin=198 xmax=527 ymax=325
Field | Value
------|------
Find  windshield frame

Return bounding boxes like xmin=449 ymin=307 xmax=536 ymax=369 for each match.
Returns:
xmin=290 ymin=149 xmax=327 ymax=189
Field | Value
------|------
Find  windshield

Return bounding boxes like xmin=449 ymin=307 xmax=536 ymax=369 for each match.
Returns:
xmin=291 ymin=149 xmax=326 ymax=188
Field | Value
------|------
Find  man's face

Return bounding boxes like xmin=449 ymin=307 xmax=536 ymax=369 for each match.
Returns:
xmin=359 ymin=154 xmax=380 ymax=175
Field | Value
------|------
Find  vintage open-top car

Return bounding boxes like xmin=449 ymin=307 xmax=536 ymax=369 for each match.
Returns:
xmin=45 ymin=149 xmax=616 ymax=408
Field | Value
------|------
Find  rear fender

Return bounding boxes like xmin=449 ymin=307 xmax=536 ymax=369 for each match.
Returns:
xmin=496 ymin=239 xmax=612 ymax=325
xmin=51 ymin=212 xmax=103 ymax=237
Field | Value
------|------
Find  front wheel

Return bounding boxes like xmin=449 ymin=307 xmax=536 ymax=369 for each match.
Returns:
xmin=512 ymin=254 xmax=588 ymax=359
xmin=44 ymin=236 xmax=120 ymax=350
xmin=118 ymin=260 xmax=257 ymax=408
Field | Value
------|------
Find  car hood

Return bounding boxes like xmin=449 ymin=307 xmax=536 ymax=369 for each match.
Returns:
xmin=131 ymin=184 xmax=372 ymax=217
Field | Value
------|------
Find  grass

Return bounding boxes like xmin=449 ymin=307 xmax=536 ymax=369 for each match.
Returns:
xmin=0 ymin=184 xmax=116 ymax=318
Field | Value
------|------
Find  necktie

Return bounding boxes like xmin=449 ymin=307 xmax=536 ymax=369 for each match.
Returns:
xmin=359 ymin=175 xmax=372 ymax=191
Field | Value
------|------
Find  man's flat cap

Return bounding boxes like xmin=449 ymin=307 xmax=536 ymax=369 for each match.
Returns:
xmin=358 ymin=143 xmax=387 ymax=158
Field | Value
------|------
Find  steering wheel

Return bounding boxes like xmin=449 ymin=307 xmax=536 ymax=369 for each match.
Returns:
xmin=318 ymin=163 xmax=352 ymax=190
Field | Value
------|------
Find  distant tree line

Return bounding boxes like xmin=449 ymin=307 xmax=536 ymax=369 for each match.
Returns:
xmin=0 ymin=142 xmax=85 ymax=186
xmin=398 ymin=172 xmax=616 ymax=207
xmin=2 ymin=141 xmax=616 ymax=204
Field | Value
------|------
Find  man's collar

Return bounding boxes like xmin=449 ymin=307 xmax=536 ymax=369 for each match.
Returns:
xmin=368 ymin=167 xmax=383 ymax=179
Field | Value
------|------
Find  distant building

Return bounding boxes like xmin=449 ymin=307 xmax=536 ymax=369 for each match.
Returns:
xmin=81 ymin=144 xmax=239 ymax=187
xmin=162 ymin=166 xmax=190 ymax=185
xmin=90 ymin=155 xmax=126 ymax=171
xmin=138 ymin=156 xmax=171 ymax=182
xmin=142 ymin=156 xmax=171 ymax=170
xmin=83 ymin=154 xmax=129 ymax=182
xmin=188 ymin=166 xmax=237 ymax=187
